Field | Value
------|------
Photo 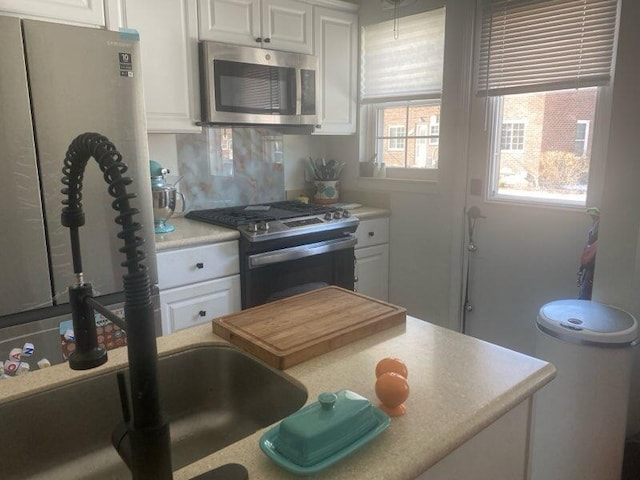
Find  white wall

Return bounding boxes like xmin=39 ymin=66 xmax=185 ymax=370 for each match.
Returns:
xmin=282 ymin=134 xmax=328 ymax=191
xmin=148 ymin=133 xmax=179 ymax=174
xmin=591 ymin=0 xmax=640 ymax=436
xmin=334 ymin=0 xmax=472 ymax=329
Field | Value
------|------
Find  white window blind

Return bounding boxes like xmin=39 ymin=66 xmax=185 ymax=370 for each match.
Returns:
xmin=361 ymin=8 xmax=446 ymax=102
xmin=477 ymin=0 xmax=618 ymax=96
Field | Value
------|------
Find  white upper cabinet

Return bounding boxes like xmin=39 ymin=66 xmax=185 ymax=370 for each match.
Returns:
xmin=313 ymin=6 xmax=357 ymax=134
xmin=198 ymin=0 xmax=313 ymax=54
xmin=107 ymin=0 xmax=201 ymax=133
xmin=262 ymin=0 xmax=312 ymax=54
xmin=0 ymin=0 xmax=105 ymax=26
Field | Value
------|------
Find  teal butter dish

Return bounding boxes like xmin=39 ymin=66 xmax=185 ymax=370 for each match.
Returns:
xmin=259 ymin=389 xmax=390 ymax=474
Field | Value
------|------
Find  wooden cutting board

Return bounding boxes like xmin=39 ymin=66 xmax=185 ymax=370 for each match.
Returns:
xmin=212 ymin=286 xmax=406 ymax=370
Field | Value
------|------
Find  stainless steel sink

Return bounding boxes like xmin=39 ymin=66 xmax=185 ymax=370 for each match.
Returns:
xmin=0 ymin=345 xmax=308 ymax=479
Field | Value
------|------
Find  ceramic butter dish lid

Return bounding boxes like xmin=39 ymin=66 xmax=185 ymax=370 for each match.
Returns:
xmin=269 ymin=389 xmax=385 ymax=467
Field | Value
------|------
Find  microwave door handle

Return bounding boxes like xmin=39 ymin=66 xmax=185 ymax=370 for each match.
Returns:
xmin=295 ymin=68 xmax=302 ymax=115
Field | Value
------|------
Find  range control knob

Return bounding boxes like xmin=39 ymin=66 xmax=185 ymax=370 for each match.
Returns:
xmin=258 ymin=220 xmax=269 ymax=231
xmin=247 ymin=222 xmax=258 ymax=233
xmin=324 ymin=211 xmax=334 ymax=220
xmin=334 ymin=209 xmax=343 ymax=219
xmin=343 ymin=209 xmax=350 ymax=218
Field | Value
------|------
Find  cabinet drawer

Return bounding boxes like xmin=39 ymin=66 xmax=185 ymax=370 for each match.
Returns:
xmin=160 ymin=275 xmax=241 ymax=334
xmin=157 ymin=241 xmax=239 ymax=289
xmin=355 ymin=217 xmax=389 ymax=249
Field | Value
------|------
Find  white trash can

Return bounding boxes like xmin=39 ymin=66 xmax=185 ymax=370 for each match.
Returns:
xmin=531 ymin=299 xmax=638 ymax=480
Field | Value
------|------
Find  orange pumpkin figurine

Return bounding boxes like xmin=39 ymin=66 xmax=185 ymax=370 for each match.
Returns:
xmin=375 ymin=358 xmax=409 ymax=417
xmin=375 ymin=357 xmax=408 ymax=379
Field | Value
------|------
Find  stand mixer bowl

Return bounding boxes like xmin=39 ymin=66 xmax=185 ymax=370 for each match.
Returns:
xmin=152 ymin=181 xmax=184 ymax=234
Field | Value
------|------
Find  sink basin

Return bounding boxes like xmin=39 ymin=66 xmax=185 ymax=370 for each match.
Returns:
xmin=0 ymin=345 xmax=308 ymax=479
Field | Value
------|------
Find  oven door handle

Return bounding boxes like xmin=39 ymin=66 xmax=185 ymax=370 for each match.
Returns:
xmin=247 ymin=235 xmax=357 ymax=269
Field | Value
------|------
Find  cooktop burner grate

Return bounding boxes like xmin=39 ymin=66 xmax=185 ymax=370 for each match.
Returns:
xmin=185 ymin=201 xmax=336 ymax=229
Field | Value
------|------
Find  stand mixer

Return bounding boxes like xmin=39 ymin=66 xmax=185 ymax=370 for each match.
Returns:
xmin=150 ymin=160 xmax=185 ymax=234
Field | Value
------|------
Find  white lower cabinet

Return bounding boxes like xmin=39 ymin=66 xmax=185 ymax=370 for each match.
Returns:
xmin=354 ymin=217 xmax=390 ymax=301
xmin=157 ymin=240 xmax=240 ymax=334
xmin=416 ymin=399 xmax=532 ymax=479
xmin=160 ymin=275 xmax=240 ymax=334
xmin=355 ymin=244 xmax=389 ymax=302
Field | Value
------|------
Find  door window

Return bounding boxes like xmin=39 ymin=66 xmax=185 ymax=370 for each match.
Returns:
xmin=477 ymin=0 xmax=617 ymax=207
xmin=489 ymin=88 xmax=597 ymax=205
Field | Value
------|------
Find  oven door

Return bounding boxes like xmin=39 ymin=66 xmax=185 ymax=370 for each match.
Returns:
xmin=242 ymin=235 xmax=356 ymax=308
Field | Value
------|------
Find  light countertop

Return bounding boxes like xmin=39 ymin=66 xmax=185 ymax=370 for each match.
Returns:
xmin=172 ymin=317 xmax=554 ymax=479
xmin=0 ymin=316 xmax=554 ymax=479
xmin=154 ymin=205 xmax=390 ymax=251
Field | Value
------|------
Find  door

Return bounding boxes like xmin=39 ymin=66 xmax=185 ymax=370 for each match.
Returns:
xmin=122 ymin=0 xmax=201 ymax=133
xmin=23 ymin=20 xmax=157 ymax=303
xmin=261 ymin=0 xmax=312 ymax=54
xmin=460 ymin=0 xmax=617 ymax=357
xmin=313 ymin=6 xmax=357 ymax=134
xmin=198 ymin=0 xmax=261 ymax=47
xmin=462 ymin=93 xmax=606 ymax=356
xmin=0 ymin=16 xmax=52 ymax=315
xmin=0 ymin=0 xmax=105 ymax=26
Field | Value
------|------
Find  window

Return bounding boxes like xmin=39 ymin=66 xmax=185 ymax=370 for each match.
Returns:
xmin=491 ymin=89 xmax=597 ymax=203
xmin=575 ymin=121 xmax=590 ymax=157
xmin=388 ymin=125 xmax=406 ymax=151
xmin=428 ymin=116 xmax=440 ymax=146
xmin=500 ymin=122 xmax=525 ymax=151
xmin=361 ymin=8 xmax=445 ymax=179
xmin=374 ymin=102 xmax=441 ymax=168
xmin=477 ymin=0 xmax=617 ymax=206
xmin=207 ymin=127 xmax=234 ymax=176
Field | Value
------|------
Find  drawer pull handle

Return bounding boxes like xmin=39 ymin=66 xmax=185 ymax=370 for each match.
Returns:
xmin=368 ymin=232 xmax=374 ymax=237
xmin=198 ymin=310 xmax=206 ymax=317
xmin=195 ymin=262 xmax=204 ymax=269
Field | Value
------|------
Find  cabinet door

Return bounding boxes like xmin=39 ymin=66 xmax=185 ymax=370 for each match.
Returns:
xmin=0 ymin=0 xmax=105 ymax=26
xmin=355 ymin=244 xmax=389 ymax=302
xmin=121 ymin=0 xmax=201 ymax=133
xmin=261 ymin=0 xmax=312 ymax=54
xmin=313 ymin=7 xmax=357 ymax=134
xmin=160 ymin=275 xmax=241 ymax=334
xmin=198 ymin=0 xmax=261 ymax=47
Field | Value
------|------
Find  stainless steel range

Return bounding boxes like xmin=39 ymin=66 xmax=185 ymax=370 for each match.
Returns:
xmin=186 ymin=201 xmax=359 ymax=308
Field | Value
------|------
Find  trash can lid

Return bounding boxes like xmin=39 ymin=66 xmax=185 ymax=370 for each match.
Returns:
xmin=537 ymin=299 xmax=638 ymax=347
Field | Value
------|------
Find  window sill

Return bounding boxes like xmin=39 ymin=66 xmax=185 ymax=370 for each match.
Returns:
xmin=356 ymin=176 xmax=439 ymax=194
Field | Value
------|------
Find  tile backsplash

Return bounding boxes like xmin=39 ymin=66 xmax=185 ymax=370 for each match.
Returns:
xmin=176 ymin=128 xmax=285 ymax=210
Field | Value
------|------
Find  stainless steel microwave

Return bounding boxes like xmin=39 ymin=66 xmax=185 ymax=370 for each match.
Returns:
xmin=199 ymin=41 xmax=318 ymax=126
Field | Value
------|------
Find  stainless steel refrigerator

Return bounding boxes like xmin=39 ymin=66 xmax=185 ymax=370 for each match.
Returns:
xmin=0 ymin=16 xmax=159 ymax=365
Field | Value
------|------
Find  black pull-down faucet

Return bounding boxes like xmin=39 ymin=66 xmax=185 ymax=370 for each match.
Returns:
xmin=60 ymin=133 xmax=248 ymax=480
xmin=61 ymin=132 xmax=172 ymax=479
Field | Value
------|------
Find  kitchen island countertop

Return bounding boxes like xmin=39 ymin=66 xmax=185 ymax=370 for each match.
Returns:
xmin=169 ymin=315 xmax=554 ymax=479
xmin=0 ymin=315 xmax=554 ymax=479
xmin=154 ymin=205 xmax=390 ymax=251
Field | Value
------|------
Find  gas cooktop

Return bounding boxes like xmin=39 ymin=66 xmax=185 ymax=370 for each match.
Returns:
xmin=186 ymin=201 xmax=358 ymax=242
